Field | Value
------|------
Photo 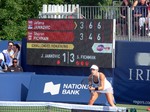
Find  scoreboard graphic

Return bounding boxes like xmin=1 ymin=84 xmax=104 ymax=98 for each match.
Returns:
xmin=27 ymin=19 xmax=114 ymax=68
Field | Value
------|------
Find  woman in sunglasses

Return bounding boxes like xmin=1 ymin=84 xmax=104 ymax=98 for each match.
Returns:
xmin=7 ymin=58 xmax=23 ymax=72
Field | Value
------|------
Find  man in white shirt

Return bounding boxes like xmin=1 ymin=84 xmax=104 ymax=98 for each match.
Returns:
xmin=2 ymin=41 xmax=14 ymax=66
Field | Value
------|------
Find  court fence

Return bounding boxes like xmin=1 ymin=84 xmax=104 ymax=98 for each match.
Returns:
xmin=39 ymin=4 xmax=150 ymax=42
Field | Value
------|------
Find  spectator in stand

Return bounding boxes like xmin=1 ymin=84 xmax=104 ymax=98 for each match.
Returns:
xmin=117 ymin=0 xmax=132 ymax=35
xmin=0 ymin=53 xmax=8 ymax=72
xmin=138 ymin=0 xmax=150 ymax=36
xmin=2 ymin=41 xmax=14 ymax=66
xmin=132 ymin=0 xmax=148 ymax=36
xmin=7 ymin=58 xmax=23 ymax=72
xmin=139 ymin=0 xmax=150 ymax=36
xmin=12 ymin=43 xmax=21 ymax=65
xmin=132 ymin=0 xmax=139 ymax=10
xmin=146 ymin=1 xmax=150 ymax=36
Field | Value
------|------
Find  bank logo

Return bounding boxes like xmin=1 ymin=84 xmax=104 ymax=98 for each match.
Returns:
xmin=43 ymin=82 xmax=61 ymax=95
xmin=135 ymin=53 xmax=150 ymax=66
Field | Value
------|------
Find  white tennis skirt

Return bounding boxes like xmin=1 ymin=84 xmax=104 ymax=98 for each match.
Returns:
xmin=92 ymin=87 xmax=114 ymax=94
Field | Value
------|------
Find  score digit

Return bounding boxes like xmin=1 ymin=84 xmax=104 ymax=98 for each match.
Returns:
xmin=97 ymin=22 xmax=101 ymax=29
xmin=89 ymin=22 xmax=93 ymax=29
xmin=70 ymin=53 xmax=75 ymax=63
xmin=80 ymin=33 xmax=84 ymax=40
xmin=88 ymin=33 xmax=93 ymax=40
xmin=80 ymin=21 xmax=84 ymax=29
xmin=62 ymin=53 xmax=67 ymax=63
xmin=97 ymin=33 xmax=101 ymax=40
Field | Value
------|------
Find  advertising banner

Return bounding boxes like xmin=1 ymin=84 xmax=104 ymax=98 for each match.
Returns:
xmin=114 ymin=41 xmax=150 ymax=105
xmin=27 ymin=75 xmax=113 ymax=105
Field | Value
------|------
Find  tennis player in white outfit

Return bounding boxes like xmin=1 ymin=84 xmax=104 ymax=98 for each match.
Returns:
xmin=88 ymin=65 xmax=116 ymax=107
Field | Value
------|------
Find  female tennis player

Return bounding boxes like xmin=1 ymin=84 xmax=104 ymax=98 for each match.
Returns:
xmin=88 ymin=65 xmax=116 ymax=107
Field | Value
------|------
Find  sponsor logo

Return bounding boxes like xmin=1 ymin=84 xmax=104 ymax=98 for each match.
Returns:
xmin=135 ymin=53 xmax=150 ymax=66
xmin=129 ymin=68 xmax=150 ymax=81
xmin=97 ymin=45 xmax=104 ymax=51
xmin=43 ymin=82 xmax=88 ymax=95
xmin=43 ymin=82 xmax=60 ymax=95
xmin=97 ymin=45 xmax=110 ymax=51
xmin=133 ymin=100 xmax=150 ymax=105
xmin=61 ymin=84 xmax=88 ymax=95
xmin=92 ymin=43 xmax=112 ymax=53
xmin=128 ymin=53 xmax=150 ymax=81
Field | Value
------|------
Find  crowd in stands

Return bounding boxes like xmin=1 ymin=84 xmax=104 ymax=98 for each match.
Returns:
xmin=117 ymin=0 xmax=150 ymax=36
xmin=0 ymin=41 xmax=23 ymax=73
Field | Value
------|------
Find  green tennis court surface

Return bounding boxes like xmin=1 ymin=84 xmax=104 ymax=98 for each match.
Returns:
xmin=117 ymin=104 xmax=149 ymax=112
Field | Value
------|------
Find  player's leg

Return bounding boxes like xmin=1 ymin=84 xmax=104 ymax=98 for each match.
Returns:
xmin=88 ymin=92 xmax=99 ymax=105
xmin=105 ymin=93 xmax=116 ymax=107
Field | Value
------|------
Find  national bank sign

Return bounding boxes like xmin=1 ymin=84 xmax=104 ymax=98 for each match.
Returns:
xmin=27 ymin=75 xmax=111 ymax=104
xmin=43 ymin=81 xmax=88 ymax=95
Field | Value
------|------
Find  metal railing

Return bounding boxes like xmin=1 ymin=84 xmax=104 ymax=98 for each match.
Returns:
xmin=39 ymin=4 xmax=80 ymax=19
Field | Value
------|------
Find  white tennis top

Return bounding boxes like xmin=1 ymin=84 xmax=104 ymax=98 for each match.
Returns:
xmin=91 ymin=73 xmax=112 ymax=90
